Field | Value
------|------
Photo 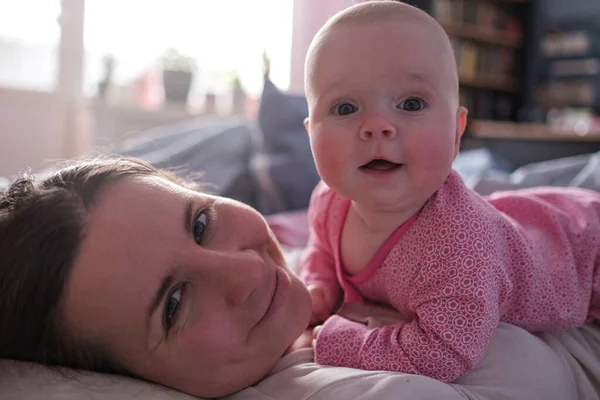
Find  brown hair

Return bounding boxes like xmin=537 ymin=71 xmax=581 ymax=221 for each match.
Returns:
xmin=0 ymin=157 xmax=192 ymax=375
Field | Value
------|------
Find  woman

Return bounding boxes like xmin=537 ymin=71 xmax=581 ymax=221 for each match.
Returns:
xmin=0 ymin=157 xmax=311 ymax=398
xmin=0 ymin=157 xmax=596 ymax=399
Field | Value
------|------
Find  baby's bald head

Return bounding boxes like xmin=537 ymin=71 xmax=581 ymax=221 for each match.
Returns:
xmin=304 ymin=1 xmax=459 ymax=103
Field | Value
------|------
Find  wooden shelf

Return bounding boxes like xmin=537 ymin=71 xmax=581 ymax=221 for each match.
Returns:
xmin=475 ymin=0 xmax=529 ymax=3
xmin=459 ymin=74 xmax=520 ymax=93
xmin=469 ymin=119 xmax=600 ymax=142
xmin=493 ymin=0 xmax=529 ymax=4
xmin=442 ymin=23 xmax=522 ymax=48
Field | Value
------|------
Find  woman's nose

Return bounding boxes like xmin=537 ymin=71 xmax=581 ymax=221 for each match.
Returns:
xmin=359 ymin=114 xmax=397 ymax=141
xmin=211 ymin=248 xmax=266 ymax=306
xmin=203 ymin=198 xmax=272 ymax=306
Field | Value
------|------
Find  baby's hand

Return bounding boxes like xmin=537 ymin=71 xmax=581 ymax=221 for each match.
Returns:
xmin=283 ymin=327 xmax=316 ymax=355
xmin=308 ymin=284 xmax=341 ymax=326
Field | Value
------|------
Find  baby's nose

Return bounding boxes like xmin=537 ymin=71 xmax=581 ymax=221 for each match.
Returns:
xmin=359 ymin=115 xmax=397 ymax=140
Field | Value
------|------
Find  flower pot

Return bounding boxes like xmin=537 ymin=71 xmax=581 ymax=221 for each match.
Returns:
xmin=232 ymin=87 xmax=246 ymax=115
xmin=162 ymin=69 xmax=193 ymax=105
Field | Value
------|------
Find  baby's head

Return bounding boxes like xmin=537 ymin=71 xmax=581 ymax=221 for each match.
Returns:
xmin=304 ymin=1 xmax=467 ymax=213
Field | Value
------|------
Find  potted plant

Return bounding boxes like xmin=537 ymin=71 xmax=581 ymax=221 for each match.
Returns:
xmin=231 ymin=72 xmax=246 ymax=115
xmin=97 ymin=54 xmax=116 ymax=100
xmin=262 ymin=49 xmax=271 ymax=79
xmin=160 ymin=48 xmax=197 ymax=105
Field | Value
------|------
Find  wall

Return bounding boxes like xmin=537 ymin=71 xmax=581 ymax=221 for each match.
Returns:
xmin=0 ymin=87 xmax=65 ymax=177
xmin=0 ymin=39 xmax=57 ymax=92
xmin=289 ymin=0 xmax=358 ymax=93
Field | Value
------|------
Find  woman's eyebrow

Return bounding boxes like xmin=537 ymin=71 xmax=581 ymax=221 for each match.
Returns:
xmin=184 ymin=197 xmax=193 ymax=235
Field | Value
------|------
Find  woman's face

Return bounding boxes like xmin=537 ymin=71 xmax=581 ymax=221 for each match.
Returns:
xmin=63 ymin=175 xmax=311 ymax=398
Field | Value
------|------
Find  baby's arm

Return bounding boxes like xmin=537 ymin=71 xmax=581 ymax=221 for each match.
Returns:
xmin=300 ymin=182 xmax=343 ymax=324
xmin=313 ymin=261 xmax=502 ymax=382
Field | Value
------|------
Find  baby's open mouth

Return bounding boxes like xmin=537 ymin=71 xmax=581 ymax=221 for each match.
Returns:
xmin=360 ymin=159 xmax=403 ymax=171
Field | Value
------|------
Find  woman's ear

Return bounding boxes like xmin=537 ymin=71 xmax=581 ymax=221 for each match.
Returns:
xmin=454 ymin=106 xmax=468 ymax=158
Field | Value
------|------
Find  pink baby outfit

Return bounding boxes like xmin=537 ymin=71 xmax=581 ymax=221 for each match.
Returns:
xmin=300 ymin=170 xmax=600 ymax=382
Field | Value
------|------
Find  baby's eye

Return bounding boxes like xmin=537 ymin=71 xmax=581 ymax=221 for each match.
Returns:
xmin=398 ymin=98 xmax=425 ymax=112
xmin=332 ymin=103 xmax=358 ymax=116
xmin=193 ymin=212 xmax=207 ymax=244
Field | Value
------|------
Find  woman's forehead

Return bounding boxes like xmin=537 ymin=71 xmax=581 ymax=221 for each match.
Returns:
xmin=91 ymin=176 xmax=191 ymax=217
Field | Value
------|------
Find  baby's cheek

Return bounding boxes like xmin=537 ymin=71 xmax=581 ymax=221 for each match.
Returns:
xmin=313 ymin=139 xmax=345 ymax=179
xmin=409 ymin=134 xmax=455 ymax=166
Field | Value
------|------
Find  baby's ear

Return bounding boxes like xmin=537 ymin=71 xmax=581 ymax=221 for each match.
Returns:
xmin=304 ymin=117 xmax=310 ymax=134
xmin=454 ymin=106 xmax=468 ymax=157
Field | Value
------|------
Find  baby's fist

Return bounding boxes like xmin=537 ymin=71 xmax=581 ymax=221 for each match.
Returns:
xmin=308 ymin=284 xmax=340 ymax=326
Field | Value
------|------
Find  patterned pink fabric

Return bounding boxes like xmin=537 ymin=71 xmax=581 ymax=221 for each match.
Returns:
xmin=300 ymin=170 xmax=600 ymax=382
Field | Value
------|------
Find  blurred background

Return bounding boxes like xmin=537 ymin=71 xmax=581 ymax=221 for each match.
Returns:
xmin=1 ymin=0 xmax=600 ymax=214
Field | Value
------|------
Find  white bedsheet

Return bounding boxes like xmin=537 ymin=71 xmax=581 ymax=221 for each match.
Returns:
xmin=225 ymin=302 xmax=600 ymax=400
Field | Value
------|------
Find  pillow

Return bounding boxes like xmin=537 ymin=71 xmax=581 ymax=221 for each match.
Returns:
xmin=252 ymin=78 xmax=320 ymax=214
xmin=117 ymin=118 xmax=260 ymax=208
xmin=0 ymin=359 xmax=200 ymax=400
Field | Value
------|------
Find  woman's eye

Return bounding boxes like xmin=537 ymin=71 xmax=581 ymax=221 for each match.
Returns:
xmin=193 ymin=212 xmax=207 ymax=244
xmin=333 ymin=103 xmax=358 ymax=116
xmin=399 ymin=98 xmax=425 ymax=112
xmin=164 ymin=285 xmax=182 ymax=330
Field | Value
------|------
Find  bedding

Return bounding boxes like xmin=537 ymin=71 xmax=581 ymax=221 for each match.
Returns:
xmin=250 ymin=78 xmax=320 ymax=214
xmin=1 ymin=302 xmax=599 ymax=400
xmin=460 ymin=148 xmax=600 ymax=195
xmin=227 ymin=310 xmax=599 ymax=400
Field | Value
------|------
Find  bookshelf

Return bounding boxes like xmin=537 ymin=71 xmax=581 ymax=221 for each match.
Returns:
xmin=537 ymin=19 xmax=600 ymax=117
xmin=441 ymin=23 xmax=522 ymax=48
xmin=490 ymin=0 xmax=528 ymax=4
xmin=401 ymin=0 xmax=600 ymax=166
xmin=460 ymin=74 xmax=519 ymax=92
xmin=405 ymin=0 xmax=541 ymax=125
xmin=469 ymin=119 xmax=600 ymax=142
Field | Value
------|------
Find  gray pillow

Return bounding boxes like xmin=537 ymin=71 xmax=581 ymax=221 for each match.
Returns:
xmin=253 ymin=78 xmax=320 ymax=213
xmin=118 ymin=118 xmax=260 ymax=208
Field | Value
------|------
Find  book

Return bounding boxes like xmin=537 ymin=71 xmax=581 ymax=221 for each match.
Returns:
xmin=451 ymin=39 xmax=515 ymax=80
xmin=542 ymin=31 xmax=600 ymax=58
xmin=549 ymin=58 xmax=600 ymax=78
xmin=537 ymin=79 xmax=596 ymax=108
xmin=433 ymin=0 xmax=452 ymax=23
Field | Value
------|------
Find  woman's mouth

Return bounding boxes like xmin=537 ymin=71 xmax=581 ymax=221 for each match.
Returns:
xmin=257 ymin=269 xmax=279 ymax=325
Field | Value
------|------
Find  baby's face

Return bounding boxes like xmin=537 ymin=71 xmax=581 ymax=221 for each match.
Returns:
xmin=305 ymin=19 xmax=467 ymax=212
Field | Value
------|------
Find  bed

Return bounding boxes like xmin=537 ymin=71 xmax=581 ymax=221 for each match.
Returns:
xmin=1 ymin=78 xmax=600 ymax=399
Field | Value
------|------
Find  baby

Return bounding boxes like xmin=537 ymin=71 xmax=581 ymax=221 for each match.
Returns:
xmin=300 ymin=0 xmax=600 ymax=382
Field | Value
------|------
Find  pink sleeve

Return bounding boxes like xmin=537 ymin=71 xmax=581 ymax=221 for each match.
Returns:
xmin=299 ymin=181 xmax=339 ymax=291
xmin=315 ymin=254 xmax=502 ymax=382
